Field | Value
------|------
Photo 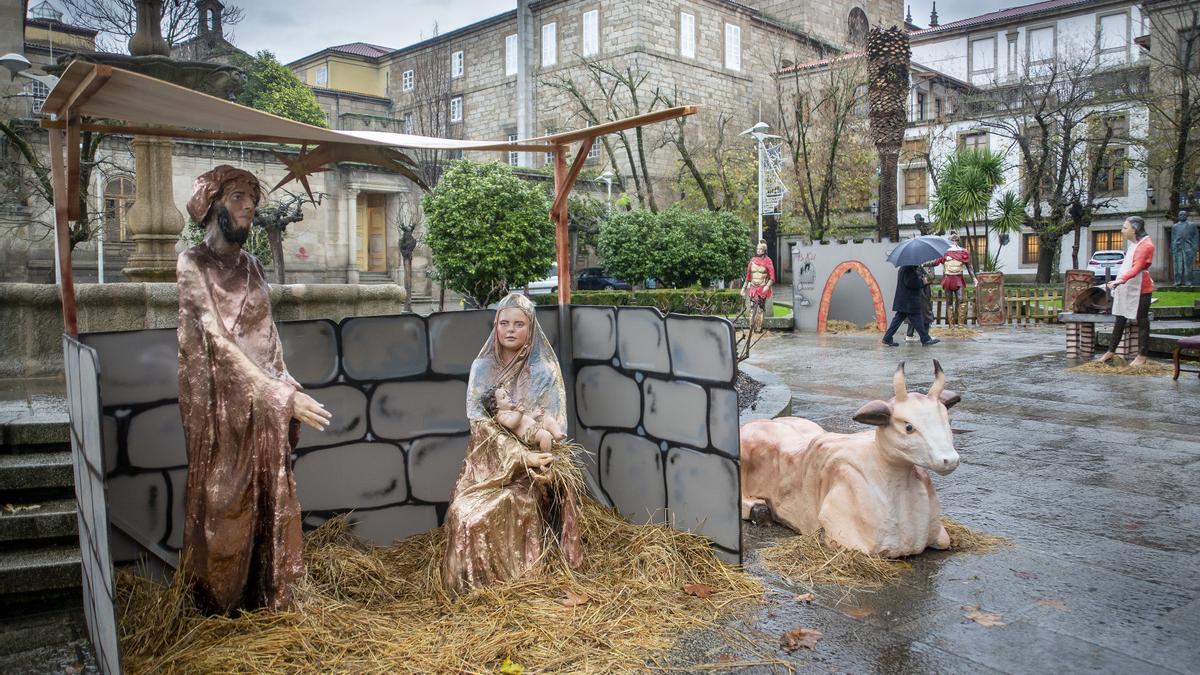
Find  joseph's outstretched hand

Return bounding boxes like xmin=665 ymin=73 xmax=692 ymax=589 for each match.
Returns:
xmin=292 ymin=392 xmax=332 ymax=431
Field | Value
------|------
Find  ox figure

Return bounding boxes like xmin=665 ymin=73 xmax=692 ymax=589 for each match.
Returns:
xmin=740 ymin=361 xmax=961 ymax=557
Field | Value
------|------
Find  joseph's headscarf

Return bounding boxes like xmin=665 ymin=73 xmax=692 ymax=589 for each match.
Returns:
xmin=187 ymin=165 xmax=263 ymax=224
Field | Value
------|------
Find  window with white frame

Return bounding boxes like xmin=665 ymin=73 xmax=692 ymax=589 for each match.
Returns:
xmin=724 ymin=23 xmax=741 ymax=71
xmin=680 ymin=12 xmax=695 ymax=58
xmin=1026 ymin=25 xmax=1055 ymax=65
xmin=505 ymin=34 xmax=518 ymax=76
xmin=582 ymin=10 xmax=599 ymax=57
xmin=402 ymin=69 xmax=413 ymax=91
xmin=403 ymin=112 xmax=414 ymax=134
xmin=542 ymin=22 xmax=557 ymax=67
xmin=508 ymin=133 xmax=519 ymax=166
xmin=1098 ymin=12 xmax=1128 ymax=63
xmin=544 ymin=127 xmax=556 ymax=165
xmin=1006 ymin=32 xmax=1018 ymax=76
xmin=969 ymin=37 xmax=996 ymax=84
xmin=451 ymin=50 xmax=464 ymax=78
xmin=27 ymin=80 xmax=49 ymax=113
xmin=587 ymin=137 xmax=601 ymax=160
xmin=314 ymin=64 xmax=328 ymax=87
xmin=450 ymin=96 xmax=463 ymax=122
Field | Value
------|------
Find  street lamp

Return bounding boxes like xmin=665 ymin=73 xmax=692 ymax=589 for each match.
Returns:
xmin=740 ymin=121 xmax=782 ymax=241
xmin=1146 ymin=185 xmax=1155 ymax=206
xmin=0 ymin=53 xmax=58 ymax=89
xmin=598 ymin=168 xmax=615 ymax=212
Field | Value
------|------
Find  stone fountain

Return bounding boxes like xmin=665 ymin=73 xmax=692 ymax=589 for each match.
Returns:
xmin=52 ymin=0 xmax=246 ymax=281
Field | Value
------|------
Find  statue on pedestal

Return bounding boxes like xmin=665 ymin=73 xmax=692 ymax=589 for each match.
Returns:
xmin=927 ymin=231 xmax=974 ymax=326
xmin=741 ymin=240 xmax=775 ymax=332
xmin=1171 ymin=210 xmax=1197 ymax=287
xmin=176 ymin=165 xmax=331 ymax=614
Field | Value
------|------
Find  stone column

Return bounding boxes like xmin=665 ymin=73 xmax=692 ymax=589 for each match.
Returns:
xmin=122 ymin=137 xmax=185 ymax=282
xmin=346 ymin=187 xmax=360 ymax=284
xmin=385 ymin=193 xmax=402 ymax=282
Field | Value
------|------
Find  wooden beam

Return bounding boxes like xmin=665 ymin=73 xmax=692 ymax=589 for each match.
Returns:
xmin=550 ymin=137 xmax=594 ymax=221
xmin=48 ymin=128 xmax=78 ymax=336
xmin=540 ymin=105 xmax=698 ymax=144
xmin=52 ymin=63 xmax=111 ymax=119
xmin=553 ymin=146 xmax=571 ymax=307
xmin=66 ymin=115 xmax=81 ymax=222
xmin=40 ymin=120 xmax=557 ymax=153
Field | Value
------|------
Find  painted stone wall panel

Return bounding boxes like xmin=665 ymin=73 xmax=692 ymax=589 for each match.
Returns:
xmin=294 ymin=442 xmax=407 ymax=511
xmin=665 ymin=447 xmax=740 ymax=555
xmin=708 ymin=387 xmax=740 ymax=458
xmin=666 ymin=316 xmax=735 ymax=383
xmin=297 ymin=385 xmax=368 ymax=448
xmin=572 ymin=306 xmax=616 ymax=360
xmin=277 ymin=320 xmax=339 ymax=386
xmin=428 ymin=310 xmax=494 ymax=375
xmin=340 ymin=316 xmax=428 ymax=381
xmin=85 ymin=328 xmax=178 ymax=406
xmin=407 ymin=435 xmax=470 ymax=502
xmin=370 ymin=380 xmax=469 ymax=439
xmin=617 ymin=308 xmax=671 ymax=373
xmin=575 ymin=365 xmax=640 ymax=428
xmin=600 ymin=433 xmax=667 ymax=524
xmin=126 ymin=403 xmax=186 ymax=469
xmin=642 ymin=378 xmax=709 ymax=448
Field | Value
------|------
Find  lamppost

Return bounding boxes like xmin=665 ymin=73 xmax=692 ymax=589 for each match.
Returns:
xmin=740 ymin=121 xmax=782 ymax=242
xmin=598 ymin=168 xmax=615 ymax=212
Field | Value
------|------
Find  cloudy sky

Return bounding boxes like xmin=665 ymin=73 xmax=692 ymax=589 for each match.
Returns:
xmin=230 ymin=0 xmax=1022 ymax=64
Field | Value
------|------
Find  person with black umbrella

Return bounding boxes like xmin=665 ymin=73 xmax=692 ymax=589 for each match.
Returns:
xmin=881 ymin=265 xmax=940 ymax=346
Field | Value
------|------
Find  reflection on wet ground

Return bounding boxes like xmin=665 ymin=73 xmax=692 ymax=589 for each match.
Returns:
xmin=669 ymin=327 xmax=1199 ymax=674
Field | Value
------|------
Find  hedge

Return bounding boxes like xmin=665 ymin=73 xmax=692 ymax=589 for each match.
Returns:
xmin=532 ymin=289 xmax=744 ymax=315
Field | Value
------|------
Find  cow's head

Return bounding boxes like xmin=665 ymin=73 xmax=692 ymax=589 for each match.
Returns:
xmin=852 ymin=360 xmax=961 ymax=475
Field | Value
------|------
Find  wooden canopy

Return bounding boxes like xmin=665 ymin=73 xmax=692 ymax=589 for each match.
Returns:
xmin=42 ymin=61 xmax=697 ymax=333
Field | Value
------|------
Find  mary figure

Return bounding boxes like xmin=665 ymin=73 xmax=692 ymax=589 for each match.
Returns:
xmin=441 ymin=293 xmax=584 ymax=593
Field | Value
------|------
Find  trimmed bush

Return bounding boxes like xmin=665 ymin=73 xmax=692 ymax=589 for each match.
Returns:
xmin=532 ymin=289 xmax=744 ymax=315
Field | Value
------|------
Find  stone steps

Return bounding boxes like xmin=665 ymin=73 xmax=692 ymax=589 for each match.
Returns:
xmin=0 ymin=498 xmax=78 ymax=543
xmin=0 ymin=542 xmax=81 ymax=596
xmin=0 ymin=450 xmax=73 ymax=493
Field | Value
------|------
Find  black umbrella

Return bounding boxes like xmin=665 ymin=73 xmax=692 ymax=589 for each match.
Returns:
xmin=886 ymin=235 xmax=954 ymax=267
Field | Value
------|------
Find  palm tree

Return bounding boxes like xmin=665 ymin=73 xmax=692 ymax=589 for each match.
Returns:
xmin=930 ymin=149 xmax=1026 ymax=271
xmin=866 ymin=26 xmax=911 ymax=241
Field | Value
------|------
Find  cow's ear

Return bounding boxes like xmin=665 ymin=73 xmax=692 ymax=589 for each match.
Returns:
xmin=853 ymin=400 xmax=893 ymax=426
xmin=939 ymin=390 xmax=961 ymax=409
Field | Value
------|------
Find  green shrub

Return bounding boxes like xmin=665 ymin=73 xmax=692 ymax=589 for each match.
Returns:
xmin=532 ymin=288 xmax=744 ymax=315
xmin=597 ymin=206 xmax=751 ymax=288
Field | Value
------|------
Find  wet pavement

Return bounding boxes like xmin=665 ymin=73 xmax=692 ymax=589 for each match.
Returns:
xmin=668 ymin=325 xmax=1200 ymax=673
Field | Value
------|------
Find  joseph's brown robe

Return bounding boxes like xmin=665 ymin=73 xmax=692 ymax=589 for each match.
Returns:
xmin=177 ymin=241 xmax=304 ymax=614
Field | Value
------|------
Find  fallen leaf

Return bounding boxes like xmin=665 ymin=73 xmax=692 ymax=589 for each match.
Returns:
xmin=499 ymin=656 xmax=524 ymax=674
xmin=1036 ymin=598 xmax=1068 ymax=611
xmin=794 ymin=592 xmax=815 ymax=603
xmin=1012 ymin=569 xmax=1038 ymax=580
xmin=780 ymin=627 xmax=823 ymax=651
xmin=558 ymin=590 xmax=590 ymax=607
xmin=3 ymin=503 xmax=41 ymax=515
xmin=717 ymin=653 xmax=737 ymax=663
xmin=962 ymin=605 xmax=1005 ymax=627
xmin=843 ymin=606 xmax=874 ymax=620
xmin=683 ymin=583 xmax=715 ymax=599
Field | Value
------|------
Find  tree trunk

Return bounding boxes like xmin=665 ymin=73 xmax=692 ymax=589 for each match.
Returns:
xmin=267 ymin=226 xmax=286 ymax=284
xmin=1035 ymin=232 xmax=1058 ymax=283
xmin=402 ymin=253 xmax=414 ymax=313
xmin=878 ymin=150 xmax=899 ymax=240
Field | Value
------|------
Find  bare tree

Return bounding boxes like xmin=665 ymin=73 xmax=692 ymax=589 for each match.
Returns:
xmin=771 ymin=54 xmax=873 ymax=240
xmin=400 ymin=27 xmax=458 ymax=188
xmin=1065 ymin=115 xmax=1124 ymax=269
xmin=253 ymin=190 xmax=324 ymax=284
xmin=545 ymin=55 xmax=660 ymax=211
xmin=968 ymin=54 xmax=1119 ymax=282
xmin=59 ymin=0 xmax=245 ymax=53
xmin=1136 ymin=5 xmax=1200 ymax=217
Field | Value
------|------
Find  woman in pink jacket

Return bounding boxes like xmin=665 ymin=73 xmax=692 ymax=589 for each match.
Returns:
xmin=1097 ymin=216 xmax=1155 ymax=367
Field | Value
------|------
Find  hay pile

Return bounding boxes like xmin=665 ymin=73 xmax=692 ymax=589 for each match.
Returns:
xmin=758 ymin=518 xmax=1008 ymax=590
xmin=1069 ymin=356 xmax=1173 ymax=377
xmin=931 ymin=326 xmax=982 ymax=339
xmin=825 ymin=320 xmax=880 ymax=334
xmin=117 ymin=502 xmax=763 ymax=673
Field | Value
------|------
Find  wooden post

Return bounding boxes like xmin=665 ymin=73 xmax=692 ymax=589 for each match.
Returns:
xmin=552 ymin=145 xmax=570 ymax=307
xmin=48 ymin=127 xmax=79 ymax=336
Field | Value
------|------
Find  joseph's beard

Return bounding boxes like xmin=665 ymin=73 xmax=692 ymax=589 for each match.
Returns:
xmin=215 ymin=205 xmax=250 ymax=246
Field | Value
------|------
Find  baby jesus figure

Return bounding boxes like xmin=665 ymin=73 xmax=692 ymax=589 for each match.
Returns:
xmin=481 ymin=385 xmax=566 ymax=454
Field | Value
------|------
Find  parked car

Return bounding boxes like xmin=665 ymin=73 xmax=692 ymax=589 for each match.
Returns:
xmin=525 ymin=264 xmax=558 ymax=295
xmin=1087 ymin=250 xmax=1125 ymax=282
xmin=577 ymin=267 xmax=632 ymax=291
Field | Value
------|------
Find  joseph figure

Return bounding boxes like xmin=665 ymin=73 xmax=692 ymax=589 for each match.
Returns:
xmin=177 ymin=165 xmax=331 ymax=614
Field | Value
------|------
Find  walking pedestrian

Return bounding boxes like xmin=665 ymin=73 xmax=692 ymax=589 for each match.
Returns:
xmin=882 ymin=265 xmax=940 ymax=347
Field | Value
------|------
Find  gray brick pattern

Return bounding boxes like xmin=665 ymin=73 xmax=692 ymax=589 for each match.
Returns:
xmin=570 ymin=306 xmax=741 ymax=562
xmin=62 ymin=336 xmax=121 ymax=675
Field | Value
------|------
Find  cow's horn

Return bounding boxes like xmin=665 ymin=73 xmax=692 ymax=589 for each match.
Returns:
xmin=893 ymin=361 xmax=908 ymax=401
xmin=930 ymin=359 xmax=945 ymax=400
